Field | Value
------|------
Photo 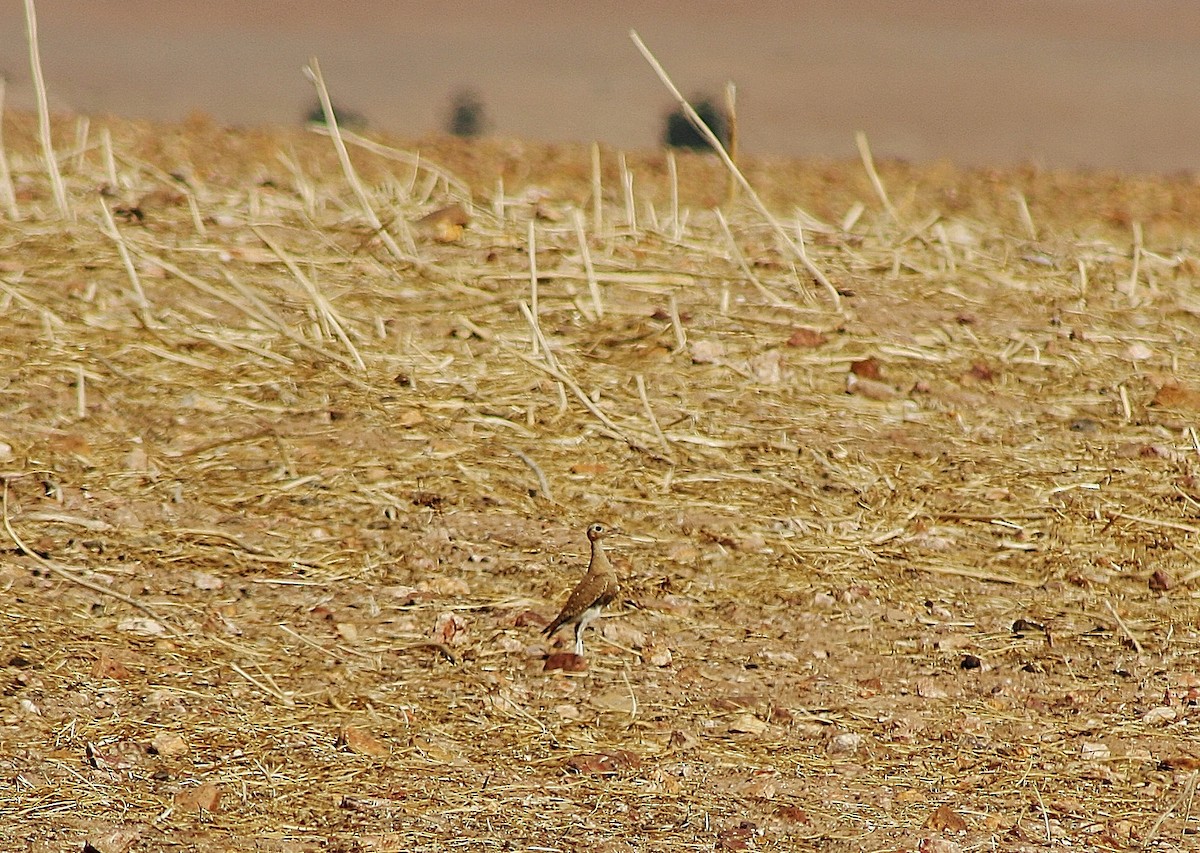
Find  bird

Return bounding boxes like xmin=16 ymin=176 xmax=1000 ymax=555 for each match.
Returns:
xmin=542 ymin=522 xmax=620 ymax=657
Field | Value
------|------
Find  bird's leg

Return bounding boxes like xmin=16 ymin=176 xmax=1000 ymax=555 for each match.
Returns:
xmin=574 ymin=620 xmax=586 ymax=656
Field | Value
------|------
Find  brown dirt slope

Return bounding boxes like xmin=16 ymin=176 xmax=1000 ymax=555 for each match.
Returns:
xmin=2 ymin=113 xmax=1200 ymax=851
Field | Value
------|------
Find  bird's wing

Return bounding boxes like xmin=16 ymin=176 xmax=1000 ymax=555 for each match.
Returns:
xmin=543 ymin=574 xmax=615 ymax=635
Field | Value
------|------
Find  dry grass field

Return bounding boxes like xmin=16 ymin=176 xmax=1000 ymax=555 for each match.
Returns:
xmin=3 ymin=107 xmax=1200 ymax=852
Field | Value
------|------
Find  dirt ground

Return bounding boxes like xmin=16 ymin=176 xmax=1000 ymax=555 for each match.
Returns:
xmin=3 ymin=111 xmax=1200 ymax=852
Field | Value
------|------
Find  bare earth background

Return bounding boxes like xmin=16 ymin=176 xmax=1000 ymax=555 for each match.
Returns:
xmin=2 ymin=0 xmax=1200 ymax=171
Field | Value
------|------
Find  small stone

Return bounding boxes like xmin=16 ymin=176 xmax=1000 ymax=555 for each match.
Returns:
xmin=83 ymin=825 xmax=142 ymax=853
xmin=786 ymin=327 xmax=827 ymax=348
xmin=926 ymin=803 xmax=969 ymax=832
xmin=496 ymin=636 xmax=524 ymax=653
xmin=1125 ymin=342 xmax=1153 ymax=361
xmin=1080 ymin=741 xmax=1111 ymax=761
xmin=545 ymin=652 xmax=588 ymax=673
xmin=645 ymin=645 xmax=673 ymax=668
xmin=570 ymin=462 xmax=609 ymax=475
xmin=916 ymin=677 xmax=948 ymax=699
xmin=174 ymin=782 xmax=222 ymax=813
xmin=335 ymin=622 xmax=359 ymax=642
xmin=667 ymin=544 xmax=702 ymax=562
xmin=669 ymin=729 xmax=699 ymax=750
xmin=689 ymin=339 xmax=725 ymax=364
xmin=761 ymin=650 xmax=798 ymax=665
xmin=117 ymin=617 xmax=167 ymax=638
xmin=564 ymin=750 xmax=640 ymax=775
xmin=748 ymin=349 xmax=785 ymax=384
xmin=123 ymin=446 xmax=151 ymax=474
xmin=192 ymin=571 xmax=224 ymax=591
xmin=431 ymin=612 xmax=467 ymax=645
xmin=846 ymin=373 xmax=899 ymax=400
xmin=602 ymin=622 xmax=646 ymax=648
xmin=727 ymin=713 xmax=767 ymax=735
xmin=1141 ymin=706 xmax=1177 ymax=725
xmin=813 ymin=591 xmax=837 ymax=608
xmin=338 ymin=726 xmax=390 ymax=757
xmin=928 ymin=603 xmax=953 ymax=620
xmin=149 ymin=733 xmax=189 ymax=757
xmin=827 ymin=731 xmax=863 ymax=755
xmin=850 ymin=358 xmax=882 ymax=379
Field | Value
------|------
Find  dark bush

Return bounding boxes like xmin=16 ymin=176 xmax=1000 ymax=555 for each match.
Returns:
xmin=447 ymin=89 xmax=487 ymax=138
xmin=304 ymin=100 xmax=366 ymax=130
xmin=662 ymin=96 xmax=728 ymax=151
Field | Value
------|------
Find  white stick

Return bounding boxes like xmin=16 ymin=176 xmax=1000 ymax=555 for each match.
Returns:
xmin=1014 ymin=190 xmax=1037 ymax=240
xmin=528 ymin=219 xmax=539 ymax=355
xmin=855 ymin=130 xmax=896 ymax=222
xmin=667 ymin=149 xmax=680 ymax=241
xmin=0 ymin=76 xmax=20 ymax=219
xmin=24 ymin=0 xmax=70 ymax=219
xmin=669 ymin=293 xmax=687 ymax=353
xmin=1127 ymin=221 xmax=1142 ymax=305
xmin=636 ymin=374 xmax=672 ymax=459
xmin=724 ymin=80 xmax=738 ymax=206
xmin=303 ymin=58 xmax=415 ymax=262
xmin=618 ymin=151 xmax=636 ymax=235
xmin=72 ymin=115 xmax=89 ymax=172
xmin=715 ymin=208 xmax=787 ymax=307
xmin=75 ymin=364 xmax=86 ymax=419
xmin=97 ymin=197 xmax=149 ymax=310
xmin=591 ymin=142 xmax=603 ymax=234
xmin=630 ymin=30 xmax=839 ymax=310
xmin=574 ymin=208 xmax=603 ymax=319
xmin=100 ymin=127 xmax=118 ymax=188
